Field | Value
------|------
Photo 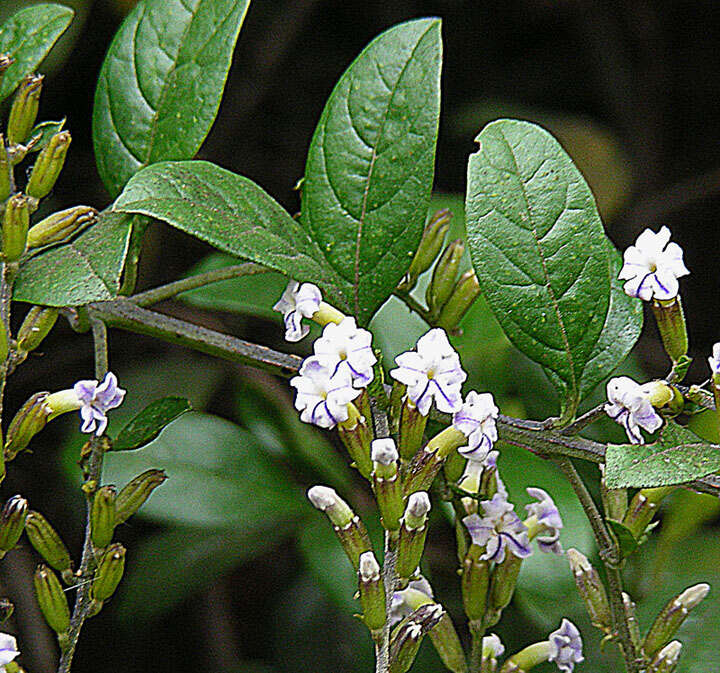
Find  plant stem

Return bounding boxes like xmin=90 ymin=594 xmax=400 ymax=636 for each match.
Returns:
xmin=393 ymin=289 xmax=433 ymax=324
xmin=131 ymin=262 xmax=268 ymax=307
xmin=468 ymin=620 xmax=485 ymax=673
xmin=0 ymin=261 xmax=17 ymax=439
xmin=560 ymin=403 xmax=606 ymax=436
xmin=377 ymin=529 xmax=398 ymax=673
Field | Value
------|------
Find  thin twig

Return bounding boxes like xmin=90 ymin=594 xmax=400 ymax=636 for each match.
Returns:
xmin=560 ymin=404 xmax=606 ymax=436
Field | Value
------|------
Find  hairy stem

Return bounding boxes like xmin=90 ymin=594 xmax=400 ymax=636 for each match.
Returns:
xmin=377 ymin=529 xmax=398 ymax=673
xmin=468 ymin=620 xmax=485 ymax=673
xmin=0 ymin=261 xmax=17 ymax=440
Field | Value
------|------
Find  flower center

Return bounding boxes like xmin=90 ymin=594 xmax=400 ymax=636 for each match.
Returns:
xmin=339 ymin=350 xmax=347 ymax=360
xmin=426 ymin=368 xmax=435 ymax=379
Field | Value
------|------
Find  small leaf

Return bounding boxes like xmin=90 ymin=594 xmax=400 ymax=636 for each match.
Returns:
xmin=465 ymin=119 xmax=611 ymax=419
xmin=0 ymin=4 xmax=74 ymax=101
xmin=27 ymin=118 xmax=65 ymax=152
xmin=301 ymin=18 xmax=442 ymax=323
xmin=13 ymin=211 xmax=133 ymax=306
xmin=606 ymin=519 xmax=639 ymax=559
xmin=605 ymin=422 xmax=720 ymax=489
xmin=112 ymin=397 xmax=192 ymax=451
xmin=92 ymin=0 xmax=250 ymax=197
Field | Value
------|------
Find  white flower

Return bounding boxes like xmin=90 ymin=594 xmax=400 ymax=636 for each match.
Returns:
xmin=389 ymin=576 xmax=434 ymax=626
xmin=73 ymin=372 xmax=126 ymax=436
xmin=313 ymin=317 xmax=376 ymax=388
xmin=0 ymin=632 xmax=19 ymax=669
xmin=453 ymin=390 xmax=498 ymax=462
xmin=290 ymin=357 xmax=361 ymax=428
xmin=525 ymin=487 xmax=563 ymax=554
xmin=548 ymin=619 xmax=584 ymax=673
xmin=605 ymin=376 xmax=663 ymax=444
xmin=273 ymin=280 xmax=322 ymax=342
xmin=390 ymin=328 xmax=467 ymax=416
xmin=482 ymin=633 xmax=505 ymax=659
xmin=709 ymin=343 xmax=720 ymax=375
xmin=463 ymin=492 xmax=532 ymax=563
xmin=618 ymin=226 xmax=689 ymax=301
xmin=371 ymin=438 xmax=398 ymax=465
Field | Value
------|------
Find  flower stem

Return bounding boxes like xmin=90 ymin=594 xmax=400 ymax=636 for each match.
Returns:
xmin=468 ymin=620 xmax=485 ymax=673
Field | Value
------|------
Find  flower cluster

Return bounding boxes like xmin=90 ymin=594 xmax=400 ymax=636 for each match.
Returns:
xmin=604 ymin=376 xmax=662 ymax=444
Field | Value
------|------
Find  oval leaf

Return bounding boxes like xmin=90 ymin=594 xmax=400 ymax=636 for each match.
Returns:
xmin=112 ymin=396 xmax=192 ymax=451
xmin=301 ymin=18 xmax=442 ymax=323
xmin=465 ymin=119 xmax=611 ymax=419
xmin=0 ymin=4 xmax=74 ymax=101
xmin=92 ymin=0 xmax=250 ymax=197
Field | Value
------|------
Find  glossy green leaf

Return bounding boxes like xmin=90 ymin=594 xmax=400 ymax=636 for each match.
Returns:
xmin=112 ymin=397 xmax=192 ymax=451
xmin=13 ymin=211 xmax=133 ymax=306
xmin=92 ymin=0 xmax=250 ymax=197
xmin=113 ymin=160 xmax=351 ymax=306
xmin=466 ymin=119 xmax=611 ymax=419
xmin=27 ymin=118 xmax=65 ymax=152
xmin=301 ymin=18 xmax=442 ymax=323
xmin=605 ymin=422 xmax=720 ymax=489
xmin=0 ymin=4 xmax=73 ymax=101
xmin=606 ymin=519 xmax=639 ymax=559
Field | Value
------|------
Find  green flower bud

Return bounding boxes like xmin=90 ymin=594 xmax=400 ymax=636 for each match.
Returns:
xmin=115 ymin=469 xmax=167 ymax=524
xmin=27 ymin=205 xmax=98 ymax=249
xmin=4 ymin=392 xmax=52 ymax=460
xmin=644 ymin=583 xmax=710 ymax=657
xmin=2 ymin=193 xmax=29 ymax=262
xmin=34 ymin=565 xmax=70 ymax=634
xmin=307 ymin=486 xmax=371 ymax=570
xmin=403 ymin=426 xmax=466 ymax=496
xmin=428 ymin=613 xmax=468 ymax=673
xmin=649 ymin=641 xmax=682 ymax=673
xmin=358 ymin=551 xmax=386 ymax=632
xmin=461 ymin=544 xmax=490 ymax=622
xmin=401 ymin=208 xmax=451 ymax=289
xmin=7 ymin=74 xmax=43 ymax=146
xmin=0 ymin=597 xmax=14 ymax=623
xmin=16 ymin=306 xmax=59 ymax=353
xmin=644 ymin=381 xmax=684 ymax=417
xmin=337 ymin=403 xmax=372 ymax=478
xmin=371 ymin=439 xmax=404 ymax=531
xmin=389 ymin=604 xmax=444 ymax=673
xmin=426 ymin=239 xmax=464 ymax=317
xmin=489 ymin=553 xmax=522 ymax=614
xmin=622 ymin=592 xmax=642 ymax=654
xmin=25 ymin=510 xmax=73 ymax=577
xmin=566 ymin=548 xmax=611 ymax=632
xmin=0 ymin=135 xmax=10 ymax=203
xmin=91 ymin=543 xmax=126 ymax=602
xmin=90 ymin=485 xmax=116 ymax=549
xmin=437 ymin=270 xmax=480 ymax=333
xmin=0 ymin=495 xmax=28 ymax=554
xmin=500 ymin=642 xmax=551 ymax=673
xmin=651 ymin=296 xmax=688 ymax=363
xmin=396 ymin=492 xmax=430 ymax=581
xmin=622 ymin=486 xmax=676 ymax=539
xmin=398 ymin=398 xmax=427 ymax=461
xmin=26 ymin=130 xmax=71 ymax=200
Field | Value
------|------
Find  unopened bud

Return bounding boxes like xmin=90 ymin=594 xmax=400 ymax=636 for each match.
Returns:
xmin=652 ymin=297 xmax=688 ymax=363
xmin=622 ymin=486 xmax=676 ymax=539
xmin=389 ymin=604 xmax=444 ymax=673
xmin=404 ymin=492 xmax=431 ymax=529
xmin=34 ymin=565 xmax=69 ymax=634
xmin=26 ymin=130 xmax=71 ymax=199
xmin=644 ymin=583 xmax=710 ymax=656
xmin=0 ymin=135 xmax=10 ymax=202
xmin=25 ymin=510 xmax=72 ymax=575
xmin=90 ymin=485 xmax=116 ymax=549
xmin=649 ymin=641 xmax=682 ymax=673
xmin=426 ymin=239 xmax=464 ymax=317
xmin=402 ymin=209 xmax=451 ymax=288
xmin=359 ymin=551 xmax=385 ymax=632
xmin=2 ymin=193 xmax=29 ymax=261
xmin=644 ymin=381 xmax=684 ymax=416
xmin=16 ymin=306 xmax=58 ymax=353
xmin=27 ymin=205 xmax=97 ymax=249
xmin=0 ymin=598 xmax=14 ymax=623
xmin=622 ymin=592 xmax=642 ymax=654
xmin=567 ymin=548 xmax=611 ymax=631
xmin=396 ymin=493 xmax=431 ymax=581
xmin=461 ymin=544 xmax=490 ymax=621
xmin=115 ymin=469 xmax=167 ymax=524
xmin=337 ymin=403 xmax=372 ymax=478
xmin=371 ymin=438 xmax=403 ymax=531
xmin=92 ymin=543 xmax=126 ymax=602
xmin=428 ymin=612 xmax=468 ymax=673
xmin=0 ymin=496 xmax=28 ymax=554
xmin=398 ymin=398 xmax=427 ymax=461
xmin=437 ymin=270 xmax=480 ymax=332
xmin=403 ymin=425 xmax=466 ymax=496
xmin=500 ymin=641 xmax=552 ymax=673
xmin=7 ymin=74 xmax=43 ymax=146
xmin=4 ymin=392 xmax=51 ymax=460
xmin=489 ymin=553 xmax=522 ymax=615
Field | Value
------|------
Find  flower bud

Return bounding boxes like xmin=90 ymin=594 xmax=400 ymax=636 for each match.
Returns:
xmin=396 ymin=493 xmax=431 ymax=582
xmin=0 ymin=597 xmax=14 ymax=623
xmin=16 ymin=306 xmax=58 ymax=353
xmin=403 ymin=425 xmax=466 ymax=496
xmin=398 ymin=398 xmax=427 ymax=461
xmin=643 ymin=583 xmax=710 ymax=657
xmin=371 ymin=439 xmax=403 ymax=531
xmin=24 ymin=510 xmax=73 ymax=576
xmin=0 ymin=496 xmax=28 ymax=555
xmin=644 ymin=381 xmax=684 ymax=417
xmin=402 ymin=208 xmax=451 ymax=289
xmin=651 ymin=297 xmax=688 ymax=363
xmin=4 ymin=392 xmax=51 ymax=460
xmin=500 ymin=642 xmax=551 ymax=672
xmin=307 ymin=486 xmax=371 ymax=570
xmin=2 ymin=193 xmax=29 ymax=262
xmin=622 ymin=486 xmax=676 ymax=539
xmin=115 ymin=469 xmax=167 ymax=524
xmin=34 ymin=565 xmax=70 ymax=634
xmin=90 ymin=485 xmax=116 ymax=549
xmin=358 ymin=551 xmax=385 ymax=632
xmin=0 ymin=135 xmax=10 ymax=203
xmin=337 ymin=403 xmax=372 ymax=478
xmin=428 ymin=613 xmax=468 ymax=673
xmin=27 ymin=205 xmax=98 ymax=249
xmin=566 ymin=548 xmax=611 ymax=632
xmin=622 ymin=592 xmax=642 ymax=654
xmin=426 ymin=239 xmax=464 ymax=317
xmin=437 ymin=270 xmax=480 ymax=333
xmin=461 ymin=544 xmax=490 ymax=621
xmin=91 ymin=543 xmax=126 ymax=602
xmin=7 ymin=74 xmax=43 ymax=146
xmin=26 ymin=130 xmax=71 ymax=200
xmin=489 ymin=553 xmax=522 ymax=615
xmin=649 ymin=641 xmax=682 ymax=673
xmin=389 ymin=604 xmax=444 ymax=673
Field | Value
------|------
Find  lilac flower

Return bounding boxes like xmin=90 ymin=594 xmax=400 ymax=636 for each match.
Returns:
xmin=548 ymin=619 xmax=584 ymax=673
xmin=709 ymin=343 xmax=720 ymax=375
xmin=313 ymin=317 xmax=376 ymax=387
xmin=605 ymin=376 xmax=662 ymax=444
xmin=462 ymin=493 xmax=531 ymax=563
xmin=618 ymin=226 xmax=689 ymax=301
xmin=525 ymin=487 xmax=563 ymax=554
xmin=453 ymin=390 xmax=498 ymax=462
xmin=390 ymin=328 xmax=467 ymax=416
xmin=73 ymin=372 xmax=126 ymax=436
xmin=290 ymin=357 xmax=361 ymax=428
xmin=273 ymin=280 xmax=322 ymax=342
xmin=0 ymin=632 xmax=19 ymax=669
xmin=389 ymin=576 xmax=434 ymax=626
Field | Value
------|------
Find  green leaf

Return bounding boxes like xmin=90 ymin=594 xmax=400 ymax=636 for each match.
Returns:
xmin=301 ymin=18 xmax=442 ymax=323
xmin=13 ymin=210 xmax=133 ymax=306
xmin=112 ymin=397 xmax=192 ymax=451
xmin=27 ymin=118 xmax=65 ymax=152
xmin=113 ymin=160 xmax=351 ymax=306
xmin=606 ymin=519 xmax=639 ymax=559
xmin=92 ymin=0 xmax=250 ymax=197
xmin=0 ymin=4 xmax=74 ymax=101
xmin=605 ymin=422 xmax=720 ymax=489
xmin=465 ymin=119 xmax=611 ymax=419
